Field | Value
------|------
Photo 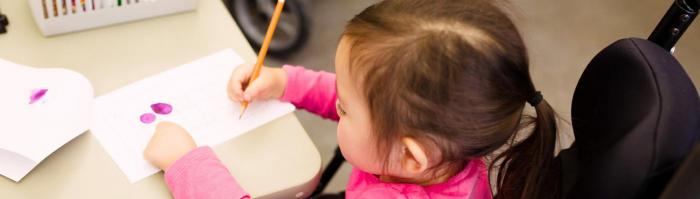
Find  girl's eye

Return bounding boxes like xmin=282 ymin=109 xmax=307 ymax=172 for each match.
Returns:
xmin=336 ymin=99 xmax=347 ymax=116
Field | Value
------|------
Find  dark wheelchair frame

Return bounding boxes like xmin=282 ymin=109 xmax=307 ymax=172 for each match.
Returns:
xmin=224 ymin=0 xmax=310 ymax=57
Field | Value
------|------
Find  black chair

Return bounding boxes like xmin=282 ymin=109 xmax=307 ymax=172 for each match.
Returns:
xmin=310 ymin=147 xmax=345 ymax=197
xmin=660 ymin=143 xmax=700 ymax=199
xmin=224 ymin=0 xmax=310 ymax=57
xmin=559 ymin=0 xmax=700 ymax=198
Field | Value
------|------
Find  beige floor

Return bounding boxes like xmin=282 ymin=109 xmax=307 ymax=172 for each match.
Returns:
xmin=267 ymin=0 xmax=700 ymax=194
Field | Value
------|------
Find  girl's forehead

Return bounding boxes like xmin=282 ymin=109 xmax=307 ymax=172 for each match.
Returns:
xmin=335 ymin=36 xmax=371 ymax=104
xmin=335 ymin=68 xmax=352 ymax=103
xmin=335 ymin=37 xmax=353 ymax=83
xmin=336 ymin=37 xmax=352 ymax=64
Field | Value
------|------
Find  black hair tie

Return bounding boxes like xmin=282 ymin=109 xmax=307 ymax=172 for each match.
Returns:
xmin=527 ymin=91 xmax=543 ymax=106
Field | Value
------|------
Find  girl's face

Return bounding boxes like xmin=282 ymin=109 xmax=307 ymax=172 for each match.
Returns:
xmin=334 ymin=37 xmax=385 ymax=175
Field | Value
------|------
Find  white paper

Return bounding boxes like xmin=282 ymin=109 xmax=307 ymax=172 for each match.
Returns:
xmin=91 ymin=49 xmax=295 ymax=183
xmin=0 ymin=58 xmax=94 ymax=182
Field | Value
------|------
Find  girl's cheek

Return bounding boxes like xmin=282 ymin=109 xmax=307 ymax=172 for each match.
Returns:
xmin=336 ymin=119 xmax=344 ymax=137
xmin=337 ymin=120 xmax=354 ymax=154
xmin=336 ymin=118 xmax=384 ymax=174
xmin=337 ymin=120 xmax=361 ymax=162
xmin=336 ymin=120 xmax=348 ymax=152
xmin=336 ymin=121 xmax=354 ymax=166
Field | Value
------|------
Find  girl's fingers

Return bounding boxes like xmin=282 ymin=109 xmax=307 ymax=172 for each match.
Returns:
xmin=242 ymin=76 xmax=272 ymax=102
xmin=229 ymin=65 xmax=280 ymax=103
xmin=228 ymin=66 xmax=253 ymax=102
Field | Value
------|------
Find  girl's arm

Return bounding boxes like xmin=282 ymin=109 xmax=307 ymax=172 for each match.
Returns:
xmin=281 ymin=65 xmax=339 ymax=122
xmin=162 ymin=65 xmax=338 ymax=199
xmin=164 ymin=147 xmax=250 ymax=199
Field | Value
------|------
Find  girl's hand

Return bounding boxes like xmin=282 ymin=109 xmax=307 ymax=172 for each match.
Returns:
xmin=227 ymin=65 xmax=287 ymax=103
xmin=144 ymin=122 xmax=197 ymax=171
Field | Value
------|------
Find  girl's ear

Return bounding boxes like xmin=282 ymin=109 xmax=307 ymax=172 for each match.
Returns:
xmin=400 ymin=137 xmax=430 ymax=175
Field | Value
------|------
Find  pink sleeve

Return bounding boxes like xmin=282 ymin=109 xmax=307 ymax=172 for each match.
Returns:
xmin=281 ymin=65 xmax=339 ymax=121
xmin=353 ymin=187 xmax=407 ymax=198
xmin=164 ymin=146 xmax=250 ymax=199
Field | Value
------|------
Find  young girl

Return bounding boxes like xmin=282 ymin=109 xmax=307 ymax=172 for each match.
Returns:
xmin=144 ymin=0 xmax=560 ymax=198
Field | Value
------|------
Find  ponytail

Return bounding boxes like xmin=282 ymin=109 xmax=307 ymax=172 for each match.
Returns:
xmin=494 ymin=99 xmax=560 ymax=199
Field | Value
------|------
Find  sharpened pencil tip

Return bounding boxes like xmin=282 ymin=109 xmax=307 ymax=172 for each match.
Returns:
xmin=238 ymin=109 xmax=246 ymax=119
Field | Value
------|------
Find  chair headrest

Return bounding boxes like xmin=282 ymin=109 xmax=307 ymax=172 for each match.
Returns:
xmin=569 ymin=38 xmax=700 ymax=197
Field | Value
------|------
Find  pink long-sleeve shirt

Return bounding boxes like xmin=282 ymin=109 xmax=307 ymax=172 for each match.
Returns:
xmin=163 ymin=65 xmax=493 ymax=199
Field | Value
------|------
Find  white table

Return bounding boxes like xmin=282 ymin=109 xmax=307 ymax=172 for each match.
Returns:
xmin=0 ymin=0 xmax=321 ymax=198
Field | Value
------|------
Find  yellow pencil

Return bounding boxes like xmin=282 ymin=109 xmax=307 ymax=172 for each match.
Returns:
xmin=239 ymin=0 xmax=286 ymax=119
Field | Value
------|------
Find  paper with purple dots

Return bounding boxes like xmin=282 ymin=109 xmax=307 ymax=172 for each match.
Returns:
xmin=90 ymin=49 xmax=295 ymax=183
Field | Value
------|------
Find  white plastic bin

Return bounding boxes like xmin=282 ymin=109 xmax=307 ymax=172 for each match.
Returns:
xmin=27 ymin=0 xmax=199 ymax=36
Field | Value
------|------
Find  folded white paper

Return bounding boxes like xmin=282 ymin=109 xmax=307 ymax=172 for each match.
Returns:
xmin=0 ymin=58 xmax=94 ymax=182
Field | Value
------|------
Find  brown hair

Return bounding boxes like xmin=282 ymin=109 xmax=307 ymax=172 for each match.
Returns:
xmin=342 ymin=0 xmax=559 ymax=198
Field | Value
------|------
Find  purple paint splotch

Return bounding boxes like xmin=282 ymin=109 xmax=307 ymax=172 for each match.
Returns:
xmin=140 ymin=113 xmax=156 ymax=124
xmin=29 ymin=89 xmax=48 ymax=104
xmin=150 ymin=103 xmax=172 ymax=115
xmin=140 ymin=103 xmax=173 ymax=124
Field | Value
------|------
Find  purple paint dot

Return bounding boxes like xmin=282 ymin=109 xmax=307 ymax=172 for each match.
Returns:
xmin=151 ymin=103 xmax=172 ymax=115
xmin=140 ymin=113 xmax=156 ymax=124
xmin=29 ymin=89 xmax=48 ymax=104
